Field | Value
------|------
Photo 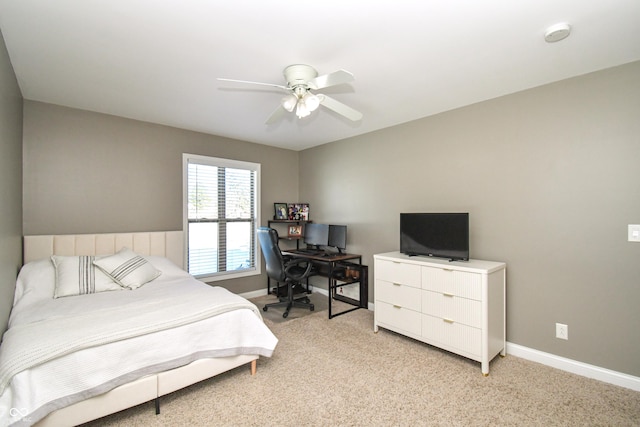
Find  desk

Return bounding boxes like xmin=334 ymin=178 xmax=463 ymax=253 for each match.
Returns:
xmin=282 ymin=250 xmax=368 ymax=319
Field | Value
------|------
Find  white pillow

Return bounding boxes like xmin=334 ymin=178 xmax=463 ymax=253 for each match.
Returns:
xmin=51 ymin=255 xmax=124 ymax=298
xmin=93 ymin=248 xmax=161 ymax=289
xmin=14 ymin=258 xmax=57 ymax=306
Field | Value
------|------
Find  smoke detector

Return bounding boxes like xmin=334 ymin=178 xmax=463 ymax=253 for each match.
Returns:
xmin=545 ymin=23 xmax=571 ymax=43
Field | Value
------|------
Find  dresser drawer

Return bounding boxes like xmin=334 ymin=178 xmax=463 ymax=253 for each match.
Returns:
xmin=421 ymin=266 xmax=482 ymax=300
xmin=374 ymin=252 xmax=505 ymax=375
xmin=375 ymin=259 xmax=421 ymax=288
xmin=422 ymin=314 xmax=481 ymax=357
xmin=376 ymin=301 xmax=421 ymax=336
xmin=375 ymin=279 xmax=421 ymax=312
xmin=421 ymin=290 xmax=481 ymax=328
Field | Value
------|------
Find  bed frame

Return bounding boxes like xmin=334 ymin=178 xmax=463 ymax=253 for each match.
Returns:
xmin=23 ymin=231 xmax=259 ymax=427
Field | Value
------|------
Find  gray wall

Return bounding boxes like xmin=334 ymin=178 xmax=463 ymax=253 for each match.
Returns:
xmin=18 ymin=61 xmax=640 ymax=378
xmin=299 ymin=61 xmax=640 ymax=377
xmin=22 ymin=101 xmax=299 ymax=295
xmin=0 ymin=29 xmax=23 ymax=335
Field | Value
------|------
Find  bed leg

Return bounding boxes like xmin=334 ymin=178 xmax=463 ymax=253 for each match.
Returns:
xmin=155 ymin=397 xmax=160 ymax=415
xmin=250 ymin=359 xmax=257 ymax=375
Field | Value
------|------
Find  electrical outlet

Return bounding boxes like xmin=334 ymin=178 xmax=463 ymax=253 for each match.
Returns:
xmin=556 ymin=323 xmax=568 ymax=340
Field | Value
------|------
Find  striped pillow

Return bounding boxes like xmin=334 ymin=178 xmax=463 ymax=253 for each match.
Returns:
xmin=93 ymin=248 xmax=161 ymax=289
xmin=51 ymin=255 xmax=123 ymax=298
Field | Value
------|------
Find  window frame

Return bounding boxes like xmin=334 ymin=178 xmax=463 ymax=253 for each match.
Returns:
xmin=182 ymin=153 xmax=261 ymax=282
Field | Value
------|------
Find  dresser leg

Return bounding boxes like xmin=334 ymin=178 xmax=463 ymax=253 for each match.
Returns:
xmin=482 ymin=360 xmax=489 ymax=376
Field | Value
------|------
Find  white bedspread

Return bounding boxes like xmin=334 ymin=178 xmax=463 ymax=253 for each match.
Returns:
xmin=0 ymin=256 xmax=278 ymax=426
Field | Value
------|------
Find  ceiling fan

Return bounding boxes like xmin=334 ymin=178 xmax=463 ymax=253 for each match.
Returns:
xmin=218 ymin=64 xmax=363 ymax=124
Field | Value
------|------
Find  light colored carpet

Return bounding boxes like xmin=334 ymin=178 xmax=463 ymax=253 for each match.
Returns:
xmin=251 ymin=289 xmax=355 ymax=323
xmin=83 ymin=299 xmax=639 ymax=426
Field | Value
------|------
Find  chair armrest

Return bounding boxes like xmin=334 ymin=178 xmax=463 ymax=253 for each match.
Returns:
xmin=284 ymin=258 xmax=314 ymax=281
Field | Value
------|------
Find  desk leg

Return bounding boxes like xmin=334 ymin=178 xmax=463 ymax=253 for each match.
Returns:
xmin=328 ymin=261 xmax=334 ymax=319
xmin=328 ymin=258 xmax=366 ymax=319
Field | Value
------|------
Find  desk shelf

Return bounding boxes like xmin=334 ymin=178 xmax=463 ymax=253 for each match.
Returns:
xmin=330 ymin=262 xmax=369 ymax=316
xmin=267 ymin=220 xmax=311 ymax=250
xmin=267 ymin=249 xmax=369 ymax=319
xmin=277 ymin=250 xmax=369 ymax=319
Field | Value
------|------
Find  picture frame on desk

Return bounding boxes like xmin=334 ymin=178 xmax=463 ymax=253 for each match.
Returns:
xmin=288 ymin=225 xmax=303 ymax=237
xmin=288 ymin=203 xmax=310 ymax=221
xmin=274 ymin=203 xmax=288 ymax=220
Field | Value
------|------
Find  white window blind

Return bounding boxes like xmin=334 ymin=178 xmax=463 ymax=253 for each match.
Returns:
xmin=184 ymin=154 xmax=260 ymax=281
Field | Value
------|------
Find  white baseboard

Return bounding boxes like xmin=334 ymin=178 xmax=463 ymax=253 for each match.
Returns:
xmin=240 ymin=286 xmax=325 ymax=300
xmin=303 ymin=286 xmax=376 ymax=310
xmin=239 ymin=289 xmax=269 ymax=299
xmin=506 ymin=342 xmax=640 ymax=392
xmin=242 ymin=290 xmax=638 ymax=391
xmin=241 ymin=286 xmax=375 ymax=310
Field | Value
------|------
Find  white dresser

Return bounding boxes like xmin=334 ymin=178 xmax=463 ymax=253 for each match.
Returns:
xmin=373 ymin=251 xmax=506 ymax=375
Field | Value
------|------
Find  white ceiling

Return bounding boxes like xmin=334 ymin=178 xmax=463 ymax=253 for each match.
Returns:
xmin=1 ymin=1 xmax=639 ymax=151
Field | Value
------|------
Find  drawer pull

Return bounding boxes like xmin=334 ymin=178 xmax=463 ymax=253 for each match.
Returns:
xmin=392 ymin=282 xmax=402 ymax=286
xmin=443 ymin=268 xmax=454 ymax=272
xmin=443 ymin=293 xmax=454 ymax=297
xmin=443 ymin=318 xmax=454 ymax=324
xmin=393 ymin=304 xmax=402 ymax=309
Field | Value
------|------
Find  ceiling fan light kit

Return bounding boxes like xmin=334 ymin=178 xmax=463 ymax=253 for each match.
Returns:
xmin=282 ymin=85 xmax=321 ymax=118
xmin=218 ymin=64 xmax=363 ymax=123
xmin=302 ymin=92 xmax=320 ymax=111
xmin=282 ymin=93 xmax=298 ymax=112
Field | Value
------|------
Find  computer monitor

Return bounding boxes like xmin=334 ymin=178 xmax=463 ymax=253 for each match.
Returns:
xmin=328 ymin=224 xmax=347 ymax=253
xmin=303 ymin=223 xmax=329 ymax=249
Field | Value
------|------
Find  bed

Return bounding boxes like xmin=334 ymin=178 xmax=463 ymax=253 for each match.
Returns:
xmin=0 ymin=231 xmax=278 ymax=427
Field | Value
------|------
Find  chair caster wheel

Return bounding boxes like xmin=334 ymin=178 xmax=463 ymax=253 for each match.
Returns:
xmin=283 ymin=311 xmax=289 ymax=318
xmin=304 ymin=298 xmax=310 ymax=303
xmin=310 ymin=305 xmax=315 ymax=311
xmin=263 ymin=306 xmax=268 ymax=312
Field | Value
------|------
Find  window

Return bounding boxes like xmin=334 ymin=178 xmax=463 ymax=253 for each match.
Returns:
xmin=183 ymin=154 xmax=260 ymax=281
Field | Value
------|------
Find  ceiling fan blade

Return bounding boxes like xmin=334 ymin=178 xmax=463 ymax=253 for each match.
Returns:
xmin=318 ymin=94 xmax=363 ymax=121
xmin=217 ymin=78 xmax=289 ymax=91
xmin=307 ymin=69 xmax=354 ymax=90
xmin=265 ymin=104 xmax=287 ymax=124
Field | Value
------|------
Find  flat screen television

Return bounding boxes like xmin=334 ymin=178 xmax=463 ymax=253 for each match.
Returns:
xmin=400 ymin=213 xmax=469 ymax=261
xmin=303 ymin=223 xmax=329 ymax=249
xmin=328 ymin=224 xmax=347 ymax=253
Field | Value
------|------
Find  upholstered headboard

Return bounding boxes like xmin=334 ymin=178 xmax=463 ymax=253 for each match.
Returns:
xmin=23 ymin=231 xmax=185 ymax=269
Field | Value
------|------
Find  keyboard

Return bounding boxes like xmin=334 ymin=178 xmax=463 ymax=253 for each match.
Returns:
xmin=295 ymin=249 xmax=322 ymax=255
xmin=293 ymin=249 xmax=340 ymax=258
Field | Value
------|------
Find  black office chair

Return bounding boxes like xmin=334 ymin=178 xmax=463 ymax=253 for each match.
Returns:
xmin=257 ymin=227 xmax=315 ymax=318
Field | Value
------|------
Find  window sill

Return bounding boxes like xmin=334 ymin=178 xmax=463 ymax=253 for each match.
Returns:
xmin=194 ymin=268 xmax=260 ymax=283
